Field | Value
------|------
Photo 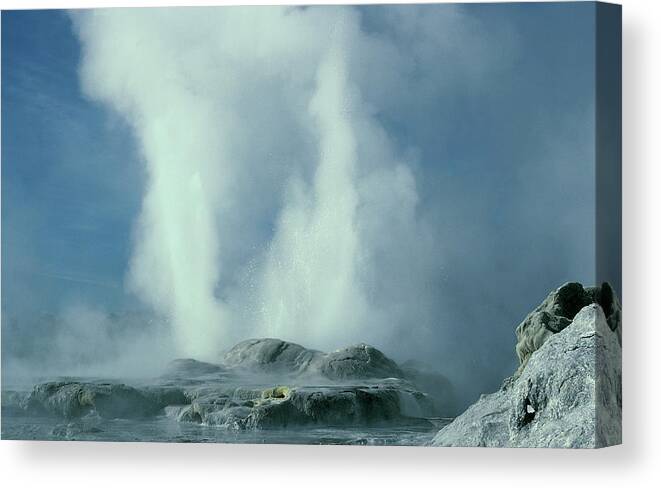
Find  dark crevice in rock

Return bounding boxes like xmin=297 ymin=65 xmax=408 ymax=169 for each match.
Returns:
xmin=596 ymin=282 xmax=615 ymax=318
xmin=521 ymin=397 xmax=536 ymax=426
xmin=552 ymin=282 xmax=594 ymax=320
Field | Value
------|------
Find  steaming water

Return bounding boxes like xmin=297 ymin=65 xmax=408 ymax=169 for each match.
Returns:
xmin=1 ymin=374 xmax=449 ymax=445
xmin=2 ymin=414 xmax=444 ymax=446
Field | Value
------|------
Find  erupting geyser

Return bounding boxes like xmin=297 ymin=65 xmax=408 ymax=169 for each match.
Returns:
xmin=73 ymin=7 xmax=431 ymax=358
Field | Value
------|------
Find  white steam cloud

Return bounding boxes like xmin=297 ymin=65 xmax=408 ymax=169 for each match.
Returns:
xmin=71 ymin=6 xmax=491 ymax=359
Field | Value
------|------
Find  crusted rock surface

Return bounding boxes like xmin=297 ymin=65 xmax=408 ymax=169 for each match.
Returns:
xmin=432 ymin=303 xmax=622 ymax=448
xmin=22 ymin=381 xmax=187 ymax=419
xmin=168 ymin=382 xmax=433 ymax=430
xmin=515 ymin=282 xmax=621 ymax=368
xmin=221 ymin=339 xmax=404 ymax=380
xmin=13 ymin=340 xmax=448 ymax=430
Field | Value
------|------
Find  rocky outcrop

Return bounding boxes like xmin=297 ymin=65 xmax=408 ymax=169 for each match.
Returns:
xmin=221 ymin=338 xmax=323 ymax=376
xmin=319 ymin=344 xmax=404 ymax=380
xmin=12 ymin=339 xmax=451 ymax=432
xmin=22 ymin=381 xmax=187 ymax=419
xmin=431 ymin=302 xmax=622 ymax=448
xmin=515 ymin=282 xmax=621 ymax=368
xmin=16 ymin=342 xmax=442 ymax=429
xmin=158 ymin=339 xmax=438 ymax=430
xmin=216 ymin=339 xmax=453 ymax=421
xmin=168 ymin=381 xmax=433 ymax=430
xmin=221 ymin=339 xmax=403 ymax=381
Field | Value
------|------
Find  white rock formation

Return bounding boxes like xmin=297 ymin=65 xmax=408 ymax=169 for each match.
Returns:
xmin=431 ymin=303 xmax=621 ymax=448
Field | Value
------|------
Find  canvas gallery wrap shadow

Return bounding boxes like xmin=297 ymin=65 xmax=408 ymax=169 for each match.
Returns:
xmin=0 ymin=1 xmax=622 ymax=448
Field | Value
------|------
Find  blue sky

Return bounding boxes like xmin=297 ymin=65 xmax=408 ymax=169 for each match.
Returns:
xmin=2 ymin=10 xmax=144 ymax=313
xmin=1 ymin=3 xmax=607 ymax=399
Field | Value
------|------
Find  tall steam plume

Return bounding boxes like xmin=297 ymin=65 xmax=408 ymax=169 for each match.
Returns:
xmin=72 ymin=6 xmax=442 ymax=358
